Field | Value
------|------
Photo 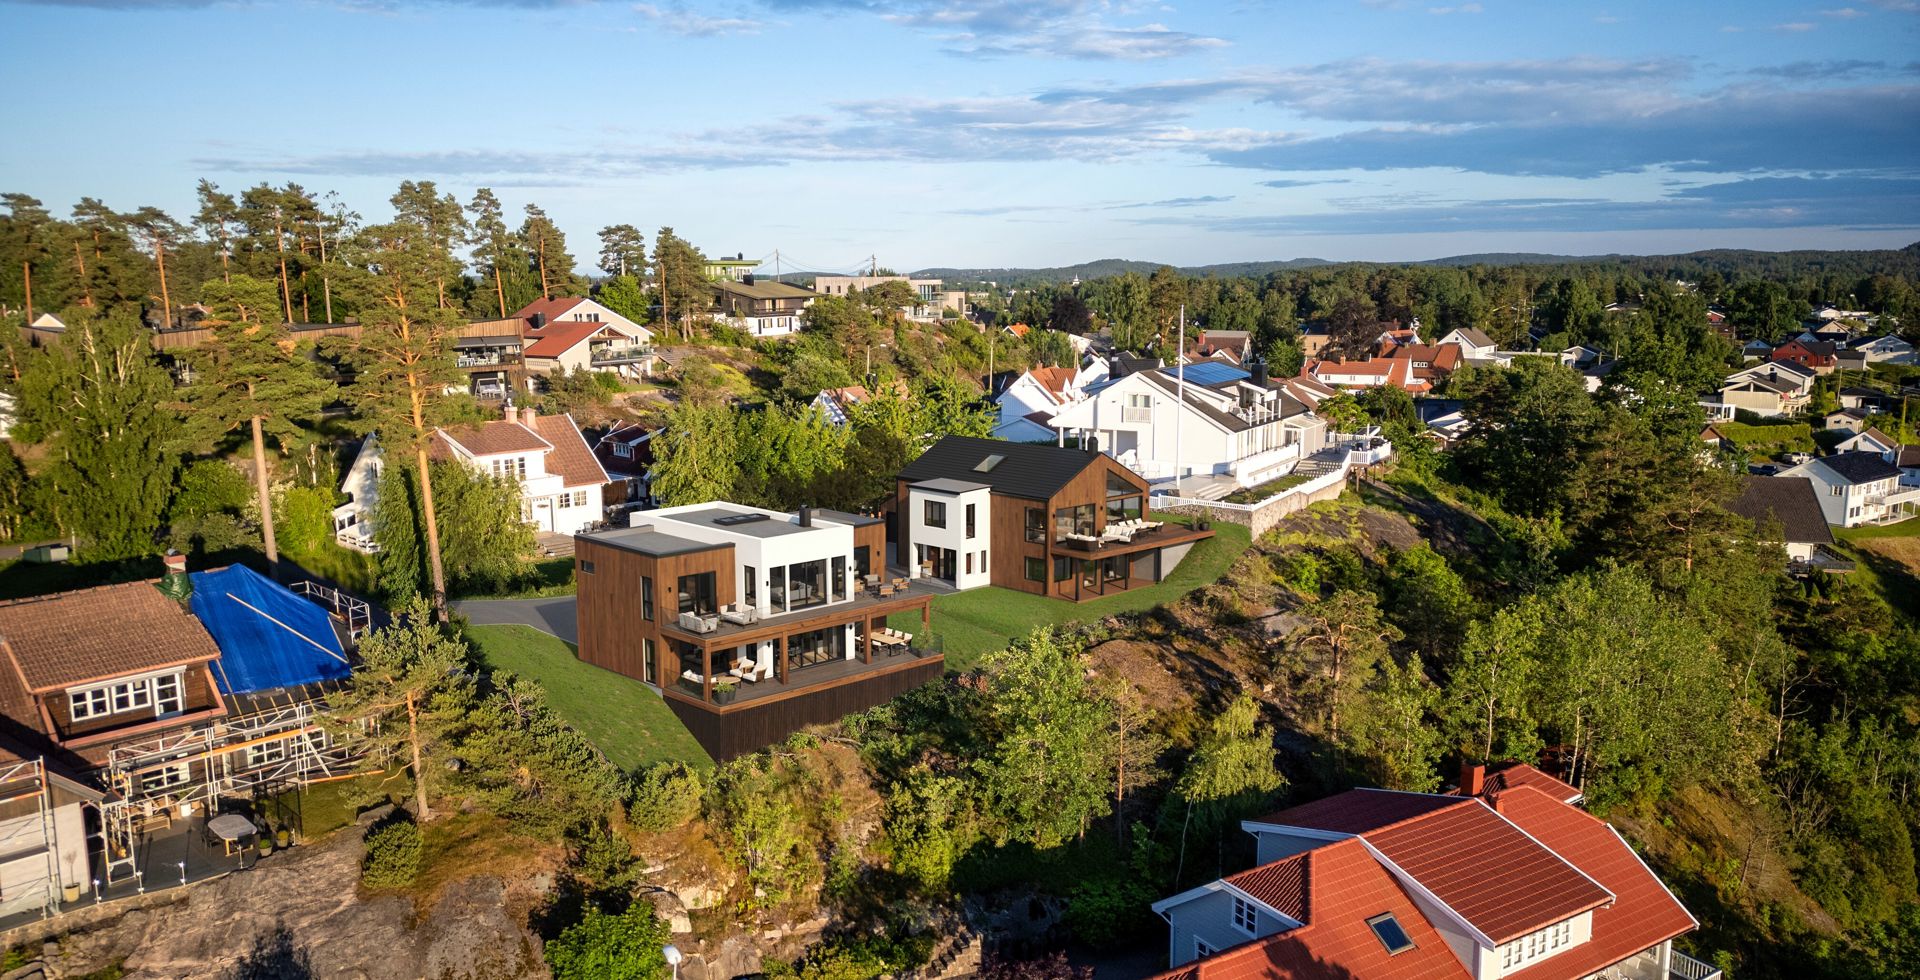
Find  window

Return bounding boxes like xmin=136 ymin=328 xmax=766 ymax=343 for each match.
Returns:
xmin=245 ymin=738 xmax=290 ymax=769
xmin=1231 ymin=897 xmax=1258 ymax=936
xmin=1194 ymin=938 xmax=1217 ymax=959
xmin=578 ymin=559 xmax=595 ymax=574
xmin=140 ymin=762 xmax=192 ymax=793
xmin=490 ymin=457 xmax=527 ymax=481
xmin=1055 ymin=503 xmax=1095 ymax=538
xmin=571 ymin=490 xmax=590 ymax=507
xmin=965 ymin=503 xmax=976 ymax=539
xmin=1025 ymin=508 xmax=1046 ymax=543
xmin=745 ymin=565 xmax=757 ymax=607
xmin=1106 ymin=495 xmax=1143 ymax=524
xmin=853 ymin=546 xmax=871 ymax=580
xmin=70 ymin=671 xmax=185 ymax=722
xmin=1124 ymin=392 xmax=1152 ymax=422
xmin=1831 ymin=486 xmax=1843 ymax=496
xmin=679 ymin=571 xmax=718 ymax=616
xmin=612 ymin=442 xmax=633 ymax=458
xmin=643 ymin=638 xmax=656 ymax=684
xmin=1367 ymin=914 xmax=1414 ymax=955
xmin=1053 ymin=556 xmax=1072 ymax=581
xmin=154 ymin=672 xmax=183 ymax=715
xmin=965 ymin=552 xmax=973 ymax=575
xmin=1025 ymin=557 xmax=1045 ymax=582
xmin=924 ymin=500 xmax=946 ymax=528
xmin=832 ymin=555 xmax=848 ymax=602
xmin=70 ymin=687 xmax=111 ymax=721
xmin=642 ymin=575 xmax=654 ymax=621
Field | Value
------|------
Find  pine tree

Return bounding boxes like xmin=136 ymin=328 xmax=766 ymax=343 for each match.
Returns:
xmin=125 ymin=206 xmax=188 ymax=328
xmin=238 ymin=183 xmax=303 ymax=321
xmin=193 ymin=180 xmax=240 ymax=285
xmin=520 ymin=204 xmax=578 ymax=300
xmin=0 ymin=194 xmax=55 ymax=319
xmin=14 ymin=313 xmax=180 ymax=559
xmin=181 ymin=273 xmax=336 ymax=571
xmin=652 ymin=227 xmax=708 ymax=340
xmin=390 ymin=181 xmax=469 ymax=310
xmin=324 ymin=598 xmax=474 ymax=821
xmin=329 ymin=221 xmax=465 ymax=618
xmin=465 ymin=188 xmax=517 ymax=317
xmin=596 ymin=223 xmax=646 ymax=278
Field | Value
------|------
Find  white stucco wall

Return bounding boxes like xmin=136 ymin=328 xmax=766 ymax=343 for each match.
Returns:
xmin=905 ymin=487 xmax=993 ymax=590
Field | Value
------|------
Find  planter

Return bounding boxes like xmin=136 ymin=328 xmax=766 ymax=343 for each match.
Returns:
xmin=713 ymin=684 xmax=739 ymax=705
xmin=257 ymin=837 xmax=274 ymax=857
xmin=276 ymin=828 xmax=292 ymax=848
xmin=62 ymin=882 xmax=81 ymax=903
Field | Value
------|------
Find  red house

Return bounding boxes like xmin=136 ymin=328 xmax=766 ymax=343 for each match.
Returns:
xmin=1770 ymin=340 xmax=1837 ymax=373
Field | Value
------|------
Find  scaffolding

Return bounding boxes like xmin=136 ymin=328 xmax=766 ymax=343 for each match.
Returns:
xmin=0 ymin=759 xmax=65 ymax=920
xmin=99 ymin=693 xmax=360 ymax=883
xmin=289 ymin=580 xmax=373 ymax=640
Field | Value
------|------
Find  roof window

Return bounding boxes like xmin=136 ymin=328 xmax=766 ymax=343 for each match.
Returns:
xmin=973 ymin=454 xmax=1005 ymax=473
xmin=713 ymin=513 xmax=771 ymax=526
xmin=1367 ymin=913 xmax=1415 ymax=955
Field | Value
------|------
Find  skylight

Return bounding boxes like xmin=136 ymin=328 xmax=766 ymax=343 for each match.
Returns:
xmin=973 ymin=454 xmax=1005 ymax=473
xmin=713 ymin=513 xmax=770 ymax=526
xmin=1367 ymin=913 xmax=1415 ymax=955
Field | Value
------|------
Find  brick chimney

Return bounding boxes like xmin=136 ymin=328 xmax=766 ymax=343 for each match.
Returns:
xmin=503 ymin=403 xmax=518 ymax=425
xmin=1461 ymin=760 xmax=1486 ymax=797
xmin=520 ymin=405 xmax=537 ymax=424
xmin=162 ymin=550 xmax=187 ymax=576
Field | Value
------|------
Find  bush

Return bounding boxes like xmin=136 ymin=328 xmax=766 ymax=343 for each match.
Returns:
xmin=628 ymin=762 xmax=705 ymax=833
xmin=360 ymin=811 xmax=422 ymax=888
xmin=544 ymin=903 xmax=671 ymax=980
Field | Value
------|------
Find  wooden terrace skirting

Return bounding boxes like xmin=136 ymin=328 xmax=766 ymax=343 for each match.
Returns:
xmin=663 ymin=655 xmax=944 ymax=761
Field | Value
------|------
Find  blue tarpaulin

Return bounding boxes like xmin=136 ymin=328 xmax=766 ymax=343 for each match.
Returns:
xmin=189 ymin=565 xmax=352 ymax=695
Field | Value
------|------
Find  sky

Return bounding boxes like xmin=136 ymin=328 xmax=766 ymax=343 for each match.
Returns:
xmin=2 ymin=0 xmax=1918 ymax=272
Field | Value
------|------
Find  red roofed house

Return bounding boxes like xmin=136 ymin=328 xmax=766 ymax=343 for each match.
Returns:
xmin=1306 ymin=341 xmax=1464 ymax=394
xmin=1149 ymin=765 xmax=1714 ymax=980
xmin=512 ymin=297 xmax=654 ymax=378
xmin=992 ymin=361 xmax=1106 ymax=441
xmin=334 ymin=404 xmax=612 ymax=545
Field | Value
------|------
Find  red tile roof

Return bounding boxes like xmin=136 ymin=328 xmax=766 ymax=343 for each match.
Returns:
xmin=1029 ymin=365 xmax=1077 ymax=399
xmin=1224 ymin=852 xmax=1310 ymax=922
xmin=511 ymin=297 xmax=588 ymax=324
xmin=1468 ymin=763 xmax=1582 ymax=805
xmin=1495 ymin=787 xmax=1696 ymax=980
xmin=1148 ymin=839 xmax=1471 ymax=980
xmin=0 ymin=581 xmax=224 ymax=693
xmin=526 ymin=413 xmax=610 ymax=490
xmin=1005 ymin=322 xmax=1031 ymax=337
xmin=436 ymin=420 xmax=553 ymax=458
xmin=523 ymin=320 xmax=627 ymax=358
xmin=1255 ymin=788 xmax=1461 ymax=836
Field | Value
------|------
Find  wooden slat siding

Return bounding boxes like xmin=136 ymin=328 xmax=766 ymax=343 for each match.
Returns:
xmin=990 ymin=493 xmax=1050 ymax=597
xmin=852 ymin=521 xmax=886 ymax=578
xmin=664 ymin=657 xmax=944 ymax=761
xmin=458 ymin=317 xmax=527 ymax=339
xmin=574 ymin=535 xmax=735 ymax=686
xmin=44 ymin=662 xmax=224 ymax=742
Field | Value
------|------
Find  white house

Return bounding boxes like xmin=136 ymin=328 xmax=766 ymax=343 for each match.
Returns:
xmin=992 ymin=364 xmax=1099 ymax=442
xmin=512 ymin=297 xmax=653 ymax=378
xmin=0 ymin=755 xmax=101 ymax=917
xmin=902 ymin=478 xmax=995 ymax=590
xmin=333 ymin=405 xmax=612 ymax=550
xmin=1436 ymin=326 xmax=1497 ymax=360
xmin=1047 ymin=360 xmax=1329 ymax=492
xmin=1835 ymin=427 xmax=1900 ymax=457
xmin=1852 ymin=335 xmax=1915 ymax=364
xmin=1779 ymin=451 xmax=1920 ymax=527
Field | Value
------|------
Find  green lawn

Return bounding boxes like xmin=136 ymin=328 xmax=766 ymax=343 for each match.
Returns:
xmin=892 ymin=514 xmax=1252 ymax=671
xmin=1835 ymin=518 xmax=1920 ymax=543
xmin=465 ymin=624 xmax=713 ymax=770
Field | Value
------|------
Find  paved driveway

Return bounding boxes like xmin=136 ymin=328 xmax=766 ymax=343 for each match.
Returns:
xmin=454 ymin=596 xmax=580 ymax=645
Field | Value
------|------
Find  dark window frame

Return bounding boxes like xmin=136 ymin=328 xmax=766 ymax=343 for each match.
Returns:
xmin=925 ymin=499 xmax=947 ymax=528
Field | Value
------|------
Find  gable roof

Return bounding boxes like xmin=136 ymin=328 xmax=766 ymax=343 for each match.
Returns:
xmin=1149 ymin=838 xmax=1471 ymax=980
xmin=1256 ymin=790 xmax=1613 ymax=945
xmin=1455 ymin=762 xmax=1583 ymax=806
xmin=511 ymin=297 xmax=588 ymax=324
xmin=437 ymin=419 xmax=554 ymax=458
xmin=523 ymin=320 xmax=636 ymax=358
xmin=1817 ymin=450 xmax=1901 ymax=485
xmin=0 ymin=581 xmax=224 ymax=693
xmin=1729 ymin=477 xmax=1834 ymax=546
xmin=898 ymin=435 xmax=1108 ymax=501
xmin=1027 ymin=365 xmax=1079 ymax=399
xmin=525 ymin=413 xmax=611 ymax=489
xmin=1443 ymin=327 xmax=1495 ymax=349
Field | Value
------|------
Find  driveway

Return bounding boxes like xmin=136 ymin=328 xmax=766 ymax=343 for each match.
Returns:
xmin=454 ymin=596 xmax=580 ymax=645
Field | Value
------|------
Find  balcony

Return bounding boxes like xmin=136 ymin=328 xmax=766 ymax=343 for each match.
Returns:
xmin=590 ymin=344 xmax=654 ymax=365
xmin=457 ymin=351 xmax=519 ymax=369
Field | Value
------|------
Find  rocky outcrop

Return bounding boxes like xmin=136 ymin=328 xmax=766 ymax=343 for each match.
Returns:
xmin=33 ymin=826 xmax=547 ymax=980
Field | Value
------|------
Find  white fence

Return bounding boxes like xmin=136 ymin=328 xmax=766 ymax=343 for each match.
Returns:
xmin=1151 ymin=439 xmax=1390 ymax=537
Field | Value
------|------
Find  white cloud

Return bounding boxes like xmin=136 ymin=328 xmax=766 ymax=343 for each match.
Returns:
xmin=1427 ymin=3 xmax=1482 ymax=14
xmin=1819 ymin=7 xmax=1868 ymax=17
xmin=633 ymin=3 xmax=764 ymax=36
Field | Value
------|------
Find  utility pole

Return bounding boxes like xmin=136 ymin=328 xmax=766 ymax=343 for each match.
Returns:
xmin=1175 ymin=304 xmax=1186 ymax=493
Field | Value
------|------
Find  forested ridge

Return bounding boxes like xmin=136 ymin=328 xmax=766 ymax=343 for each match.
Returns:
xmin=0 ymin=183 xmax=1917 ymax=978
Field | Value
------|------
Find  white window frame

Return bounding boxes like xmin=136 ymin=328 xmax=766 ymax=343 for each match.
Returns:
xmin=69 ymin=669 xmax=187 ymax=722
xmin=1194 ymin=937 xmax=1217 ymax=958
xmin=1231 ymin=896 xmax=1258 ymax=936
xmin=139 ymin=762 xmax=193 ymax=793
xmin=1123 ymin=392 xmax=1152 ymax=423
xmin=244 ymin=737 xmax=291 ymax=769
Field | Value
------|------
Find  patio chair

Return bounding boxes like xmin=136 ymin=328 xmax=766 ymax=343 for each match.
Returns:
xmin=879 ymin=585 xmax=894 ymax=598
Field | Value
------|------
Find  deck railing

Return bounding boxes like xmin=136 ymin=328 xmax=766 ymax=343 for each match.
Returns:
xmin=1670 ymin=949 xmax=1722 ymax=980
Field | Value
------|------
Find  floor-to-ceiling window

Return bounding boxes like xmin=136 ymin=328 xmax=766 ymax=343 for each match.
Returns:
xmin=677 ymin=572 xmax=717 ymax=616
xmin=786 ymin=626 xmax=846 ymax=670
xmin=788 ymin=559 xmax=827 ymax=610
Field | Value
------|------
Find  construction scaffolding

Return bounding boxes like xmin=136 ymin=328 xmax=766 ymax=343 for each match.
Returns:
xmin=289 ymin=579 xmax=374 ymax=640
xmin=99 ymin=692 xmax=360 ymax=883
xmin=0 ymin=759 xmax=64 ymax=920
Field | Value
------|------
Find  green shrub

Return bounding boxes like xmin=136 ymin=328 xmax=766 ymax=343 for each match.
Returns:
xmin=360 ymin=811 xmax=422 ymax=888
xmin=628 ymin=762 xmax=705 ymax=833
xmin=544 ymin=903 xmax=671 ymax=980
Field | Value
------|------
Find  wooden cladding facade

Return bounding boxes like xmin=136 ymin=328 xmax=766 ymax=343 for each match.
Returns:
xmin=574 ymin=534 xmax=734 ymax=686
xmin=894 ymin=451 xmax=1160 ymax=599
xmin=665 ymin=657 xmax=943 ymax=761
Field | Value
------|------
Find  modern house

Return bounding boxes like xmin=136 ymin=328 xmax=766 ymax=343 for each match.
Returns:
xmin=703 ymin=253 xmax=760 ymax=282
xmin=573 ymin=502 xmax=940 ymax=760
xmin=1149 ymin=766 xmax=1716 ymax=980
xmin=894 ymin=436 xmax=1215 ymax=601
xmin=1727 ymin=476 xmax=1835 ymax=563
xmin=333 ymin=405 xmax=610 ymax=549
xmin=712 ymin=276 xmax=817 ymax=337
xmin=1046 ymin=360 xmax=1329 ymax=492
xmin=811 ymin=275 xmax=958 ymax=321
xmin=1779 ymin=451 xmax=1920 ymax=526
xmin=512 ymin=297 xmax=654 ymax=378
xmin=455 ymin=318 xmax=529 ymax=400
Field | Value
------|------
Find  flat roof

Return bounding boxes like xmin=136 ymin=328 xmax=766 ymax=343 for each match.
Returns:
xmin=813 ymin=508 xmax=882 ymax=528
xmin=667 ymin=507 xmax=810 ymax=538
xmin=912 ymin=477 xmax=991 ymax=494
xmin=585 ymin=525 xmax=728 ymax=558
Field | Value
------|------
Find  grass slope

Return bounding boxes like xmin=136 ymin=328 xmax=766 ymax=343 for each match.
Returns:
xmin=465 ymin=624 xmax=712 ymax=770
xmin=892 ymin=515 xmax=1251 ymax=671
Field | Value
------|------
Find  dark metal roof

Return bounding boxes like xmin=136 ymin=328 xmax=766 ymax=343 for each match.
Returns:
xmin=1729 ymin=476 xmax=1834 ymax=545
xmin=1819 ymin=451 xmax=1901 ymax=485
xmin=582 ymin=525 xmax=728 ymax=558
xmin=899 ymin=435 xmax=1102 ymax=501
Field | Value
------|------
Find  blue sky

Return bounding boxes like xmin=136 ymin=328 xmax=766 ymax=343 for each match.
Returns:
xmin=3 ymin=0 xmax=1918 ymax=270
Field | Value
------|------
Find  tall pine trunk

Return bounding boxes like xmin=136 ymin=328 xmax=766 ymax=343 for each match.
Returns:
xmin=413 ymin=446 xmax=448 ymax=620
xmin=250 ymin=414 xmax=279 ymax=570
xmin=319 ymin=231 xmax=334 ymax=323
xmin=492 ymin=264 xmax=506 ymax=318
xmin=536 ymin=238 xmax=551 ymax=300
xmin=406 ymin=689 xmax=432 ymax=820
xmin=154 ymin=240 xmax=172 ymax=328
xmin=20 ymin=262 xmax=31 ymax=321
xmin=73 ymin=242 xmax=93 ymax=308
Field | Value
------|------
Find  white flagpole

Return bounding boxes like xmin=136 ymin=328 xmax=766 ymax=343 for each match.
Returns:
xmin=1175 ymin=304 xmax=1185 ymax=493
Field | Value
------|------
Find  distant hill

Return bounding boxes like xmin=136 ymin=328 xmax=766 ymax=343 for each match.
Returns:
xmin=911 ymin=257 xmax=1332 ymax=285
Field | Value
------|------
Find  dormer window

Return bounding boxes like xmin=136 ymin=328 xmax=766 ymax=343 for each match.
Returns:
xmin=69 ymin=669 xmax=185 ymax=722
xmin=1367 ymin=913 xmax=1415 ymax=954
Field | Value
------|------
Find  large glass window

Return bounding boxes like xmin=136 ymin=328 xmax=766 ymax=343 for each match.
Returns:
xmin=1106 ymin=470 xmax=1138 ymax=497
xmin=787 ymin=626 xmax=846 ymax=670
xmin=1025 ymin=507 xmax=1045 ymax=543
xmin=1054 ymin=503 xmax=1096 ymax=537
xmin=768 ymin=566 xmax=786 ymax=610
xmin=677 ymin=571 xmax=717 ymax=616
xmin=643 ymin=638 xmax=657 ymax=684
xmin=70 ymin=671 xmax=185 ymax=722
xmin=1106 ymin=495 xmax=1142 ymax=524
xmin=831 ymin=556 xmax=848 ymax=602
xmin=924 ymin=499 xmax=946 ymax=528
xmin=744 ymin=566 xmax=756 ymax=608
xmin=787 ymin=560 xmax=827 ymax=611
xmin=854 ymin=545 xmax=871 ymax=579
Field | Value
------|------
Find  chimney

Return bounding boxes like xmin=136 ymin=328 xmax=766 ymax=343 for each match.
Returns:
xmin=1251 ymin=356 xmax=1269 ymax=388
xmin=162 ymin=550 xmax=187 ymax=576
xmin=504 ymin=403 xmax=518 ymax=425
xmin=1086 ymin=435 xmax=1101 ymax=455
xmin=744 ymin=273 xmax=756 ymax=286
xmin=529 ymin=312 xmax=547 ymax=330
xmin=1461 ymin=760 xmax=1486 ymax=797
xmin=521 ymin=405 xmax=537 ymax=424
xmin=798 ymin=505 xmax=813 ymax=527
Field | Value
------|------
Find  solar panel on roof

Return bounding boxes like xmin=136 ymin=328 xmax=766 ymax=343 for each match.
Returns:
xmin=1177 ymin=362 xmax=1251 ymax=386
xmin=1367 ymin=913 xmax=1415 ymax=954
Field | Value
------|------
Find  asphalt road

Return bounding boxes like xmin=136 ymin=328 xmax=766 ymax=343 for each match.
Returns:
xmin=453 ymin=596 xmax=580 ymax=645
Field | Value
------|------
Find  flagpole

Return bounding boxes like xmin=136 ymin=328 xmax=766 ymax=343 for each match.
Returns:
xmin=1175 ymin=304 xmax=1185 ymax=494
